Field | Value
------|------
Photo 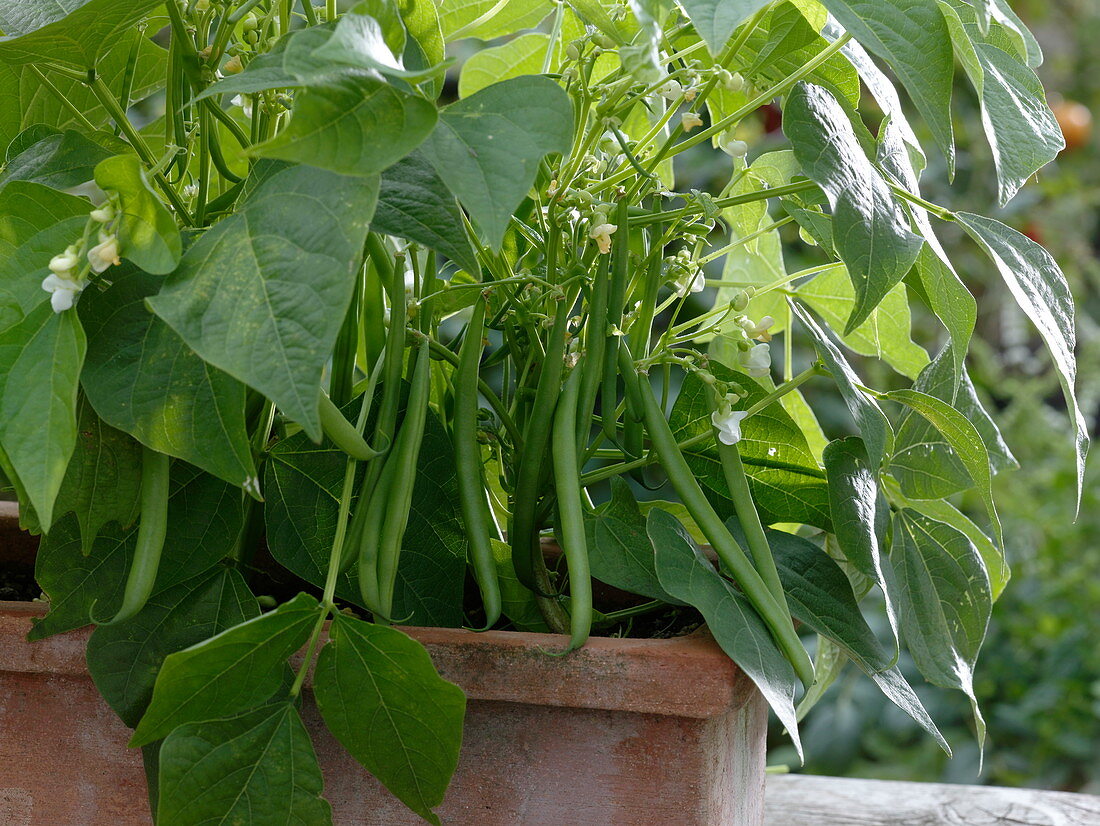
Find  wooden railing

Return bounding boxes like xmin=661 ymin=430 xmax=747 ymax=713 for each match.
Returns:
xmin=766 ymin=774 xmax=1100 ymax=825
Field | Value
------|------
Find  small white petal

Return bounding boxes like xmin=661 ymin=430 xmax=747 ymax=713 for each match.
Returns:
xmin=710 ymin=409 xmax=749 ymax=445
xmin=50 ymin=287 xmax=77 ymax=312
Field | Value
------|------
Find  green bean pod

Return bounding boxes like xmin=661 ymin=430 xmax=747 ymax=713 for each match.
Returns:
xmin=356 ymin=453 xmax=395 ymax=615
xmin=552 ymin=365 xmax=592 ymax=652
xmin=319 ymin=392 xmax=378 ymax=460
xmin=633 ymin=369 xmax=815 ymax=687
xmin=454 ymin=298 xmax=503 ymax=628
xmin=576 ymin=255 xmax=609 ymax=447
xmin=600 ymin=199 xmax=631 ymax=443
xmin=93 ymin=447 xmax=170 ymax=626
xmin=376 ymin=336 xmax=433 ymax=618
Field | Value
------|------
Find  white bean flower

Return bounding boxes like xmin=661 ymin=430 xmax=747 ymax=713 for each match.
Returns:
xmin=87 ymin=234 xmax=121 ymax=274
xmin=681 ymin=112 xmax=703 ymax=132
xmin=589 ymin=222 xmax=618 ymax=254
xmin=720 ymin=136 xmax=749 ymax=158
xmin=656 ymin=79 xmax=682 ymax=101
xmin=738 ymin=342 xmax=771 ymax=377
xmin=711 ymin=405 xmax=749 ymax=446
xmin=738 ymin=315 xmax=775 ymax=342
xmin=41 ymin=273 xmax=84 ymax=313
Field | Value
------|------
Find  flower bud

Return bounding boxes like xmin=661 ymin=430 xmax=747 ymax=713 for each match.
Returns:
xmin=48 ymin=248 xmax=80 ymax=275
xmin=720 ymin=137 xmax=749 ymax=158
xmin=656 ymin=79 xmax=682 ymax=101
xmin=90 ymin=203 xmax=115 ymax=223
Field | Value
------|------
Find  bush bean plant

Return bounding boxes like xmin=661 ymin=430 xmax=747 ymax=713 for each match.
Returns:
xmin=0 ymin=0 xmax=1085 ymax=821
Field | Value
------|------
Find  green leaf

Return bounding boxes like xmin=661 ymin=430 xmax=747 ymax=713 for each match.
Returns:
xmin=0 ymin=127 xmax=121 ymax=189
xmin=265 ymin=397 xmax=467 ymax=626
xmin=29 ymin=396 xmax=142 ymax=553
xmin=0 ymin=0 xmax=163 ymax=66
xmin=889 ymin=344 xmax=1015 ymax=500
xmin=818 ymin=0 xmax=956 ymax=172
xmin=253 ymin=76 xmax=437 ymax=177
xmin=419 ymin=76 xmax=572 ymax=249
xmin=311 ymin=9 xmax=443 ymax=80
xmin=0 ymin=302 xmax=85 ymax=527
xmin=438 ymin=0 xmax=551 ymax=41
xmin=0 ymin=30 xmax=167 ymax=150
xmin=130 ymin=592 xmax=322 ymax=747
xmin=792 ymin=302 xmax=893 ymax=469
xmin=0 ymin=180 xmax=89 ymax=257
xmin=911 ymin=242 xmax=975 ymax=378
xmin=784 ymin=83 xmax=924 ymax=333
xmin=148 ymin=163 xmax=379 ymax=440
xmin=584 ymin=482 xmax=685 ymax=603
xmin=883 ymin=387 xmax=1001 ymax=547
xmin=669 ymin=363 xmax=832 ymax=530
xmin=30 ymin=464 xmax=247 ymax=639
xmin=648 ymin=508 xmax=802 ymax=759
xmin=796 ymin=264 xmax=929 ymax=379
xmin=490 ymin=538 xmax=548 ymax=631
xmin=94 ymin=154 xmax=182 ymax=275
xmin=196 ymin=27 xmax=341 ymax=100
xmin=890 ymin=509 xmax=990 ymax=748
xmin=734 ymin=517 xmax=948 ymax=751
xmin=822 ymin=437 xmax=898 ymax=639
xmin=458 ymin=32 xmax=550 ymax=98
xmin=158 ymin=703 xmax=332 ymax=826
xmin=373 ymin=151 xmax=479 ymax=274
xmin=676 ymin=0 xmax=770 ymax=55
xmin=80 ymin=266 xmax=257 ymax=493
xmin=313 ymin=614 xmax=466 ymax=826
xmin=955 ymin=215 xmax=1087 ymax=511
xmin=939 ymin=2 xmax=1062 ymax=205
xmin=87 ymin=567 xmax=258 ymax=727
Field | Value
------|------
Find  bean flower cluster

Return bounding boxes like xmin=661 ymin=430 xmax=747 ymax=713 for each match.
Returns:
xmin=41 ymin=202 xmax=122 ymax=312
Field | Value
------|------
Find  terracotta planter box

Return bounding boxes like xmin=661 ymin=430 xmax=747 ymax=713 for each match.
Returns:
xmin=0 ymin=510 xmax=767 ymax=825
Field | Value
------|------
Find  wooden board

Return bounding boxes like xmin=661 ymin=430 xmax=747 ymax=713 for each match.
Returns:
xmin=766 ymin=774 xmax=1100 ymax=825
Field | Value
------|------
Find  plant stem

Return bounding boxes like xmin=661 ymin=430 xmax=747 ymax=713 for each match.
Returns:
xmin=26 ymin=66 xmax=97 ymax=132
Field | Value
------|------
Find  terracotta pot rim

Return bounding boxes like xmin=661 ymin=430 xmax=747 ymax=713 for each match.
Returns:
xmin=0 ymin=600 xmax=752 ymax=719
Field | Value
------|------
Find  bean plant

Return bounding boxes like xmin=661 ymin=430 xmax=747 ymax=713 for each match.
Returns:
xmin=0 ymin=0 xmax=1085 ymax=822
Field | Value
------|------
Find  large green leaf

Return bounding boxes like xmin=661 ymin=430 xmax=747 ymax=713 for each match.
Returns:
xmin=94 ymin=154 xmax=181 ymax=275
xmin=196 ymin=27 xmax=342 ymax=100
xmin=131 ymin=593 xmax=322 ymax=747
xmin=911 ymin=242 xmax=974 ymax=379
xmin=253 ymin=75 xmax=437 ymax=177
xmin=148 ymin=163 xmax=378 ymax=440
xmin=87 ymin=567 xmax=258 ymax=727
xmin=373 ymin=151 xmax=479 ymax=274
xmin=0 ymin=126 xmax=120 ymax=189
xmin=0 ymin=302 xmax=85 ymax=528
xmin=0 ymin=180 xmax=90 ymax=258
xmin=792 ymin=302 xmax=893 ymax=469
xmin=0 ymin=0 xmax=163 ymax=66
xmin=30 ymin=464 xmax=246 ymax=639
xmin=883 ymin=387 xmax=1001 ymax=547
xmin=796 ymin=264 xmax=929 ymax=379
xmin=648 ymin=508 xmax=802 ymax=759
xmin=419 ymin=76 xmax=572 ymax=249
xmin=890 ymin=509 xmax=990 ymax=747
xmin=822 ymin=437 xmax=898 ymax=642
xmin=784 ymin=83 xmax=924 ymax=332
xmin=458 ymin=33 xmax=549 ymax=98
xmin=956 ymin=212 xmax=1088 ymax=510
xmin=158 ymin=703 xmax=332 ymax=826
xmin=818 ymin=0 xmax=956 ymax=171
xmin=0 ymin=29 xmax=167 ymax=150
xmin=437 ymin=0 xmax=551 ymax=41
xmin=313 ymin=614 xmax=465 ymax=826
xmin=889 ymin=345 xmax=1015 ymax=500
xmin=669 ymin=364 xmax=832 ymax=530
xmin=80 ymin=267 xmax=256 ymax=493
xmin=939 ymin=1 xmax=1062 ymax=205
xmin=677 ymin=0 xmax=771 ymax=55
xmin=265 ymin=396 xmax=467 ymax=626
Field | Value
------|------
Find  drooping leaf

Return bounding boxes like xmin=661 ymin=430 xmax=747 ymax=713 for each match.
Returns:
xmin=131 ymin=593 xmax=322 ymax=747
xmin=311 ymin=9 xmax=442 ymax=80
xmin=669 ymin=363 xmax=832 ymax=530
xmin=796 ymin=264 xmax=929 ymax=379
xmin=313 ymin=614 xmax=466 ymax=826
xmin=648 ymin=508 xmax=802 ymax=760
xmin=884 ymin=388 xmax=1001 ymax=547
xmin=0 ymin=0 xmax=164 ymax=67
xmin=911 ymin=242 xmax=975 ymax=378
xmin=158 ymin=703 xmax=332 ymax=826
xmin=792 ymin=302 xmax=893 ymax=469
xmin=80 ymin=266 xmax=257 ymax=494
xmin=148 ymin=163 xmax=379 ymax=440
xmin=818 ymin=0 xmax=956 ymax=171
xmin=373 ymin=151 xmax=479 ymax=274
xmin=93 ymin=154 xmax=182 ymax=275
xmin=87 ymin=567 xmax=258 ymax=727
xmin=0 ymin=302 xmax=85 ymax=528
xmin=956 ymin=211 xmax=1088 ymax=510
xmin=677 ymin=0 xmax=771 ymax=55
xmin=419 ymin=76 xmax=572 ymax=248
xmin=784 ymin=83 xmax=924 ymax=333
xmin=890 ymin=509 xmax=990 ymax=748
xmin=0 ymin=127 xmax=121 ymax=189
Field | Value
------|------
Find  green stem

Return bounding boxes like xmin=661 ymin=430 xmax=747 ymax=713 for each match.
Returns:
xmin=26 ymin=66 xmax=97 ymax=132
